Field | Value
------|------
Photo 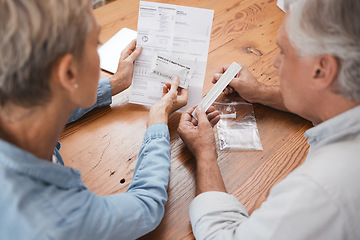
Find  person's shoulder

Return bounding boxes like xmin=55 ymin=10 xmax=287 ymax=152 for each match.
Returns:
xmin=305 ymin=134 xmax=360 ymax=180
xmin=0 ymin=167 xmax=54 ymax=239
xmin=290 ymin=135 xmax=360 ymax=209
xmin=0 ymin=164 xmax=96 ymax=237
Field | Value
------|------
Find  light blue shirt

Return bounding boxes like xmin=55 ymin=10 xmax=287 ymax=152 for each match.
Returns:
xmin=190 ymin=105 xmax=360 ymax=240
xmin=0 ymin=78 xmax=171 ymax=240
xmin=67 ymin=78 xmax=113 ymax=123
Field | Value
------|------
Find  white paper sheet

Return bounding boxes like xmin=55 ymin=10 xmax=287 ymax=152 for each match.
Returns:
xmin=98 ymin=28 xmax=137 ymax=73
xmin=129 ymin=1 xmax=214 ymax=111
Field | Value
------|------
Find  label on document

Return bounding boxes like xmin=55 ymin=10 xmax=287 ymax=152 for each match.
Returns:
xmin=149 ymin=54 xmax=192 ymax=89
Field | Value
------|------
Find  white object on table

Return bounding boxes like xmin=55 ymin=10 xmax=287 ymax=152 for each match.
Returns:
xmin=192 ymin=62 xmax=242 ymax=120
xmin=98 ymin=28 xmax=137 ymax=74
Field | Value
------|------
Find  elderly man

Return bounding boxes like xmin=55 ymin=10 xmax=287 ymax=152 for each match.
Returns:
xmin=178 ymin=0 xmax=360 ymax=239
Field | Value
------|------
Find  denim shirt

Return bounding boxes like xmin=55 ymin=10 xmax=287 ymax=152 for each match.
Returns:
xmin=0 ymin=79 xmax=171 ymax=240
xmin=67 ymin=78 xmax=113 ymax=124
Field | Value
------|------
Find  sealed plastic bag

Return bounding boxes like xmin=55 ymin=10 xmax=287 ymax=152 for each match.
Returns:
xmin=213 ymin=97 xmax=263 ymax=150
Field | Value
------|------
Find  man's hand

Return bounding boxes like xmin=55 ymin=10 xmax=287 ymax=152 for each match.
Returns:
xmin=178 ymin=105 xmax=226 ymax=194
xmin=177 ymin=105 xmax=220 ymax=160
xmin=109 ymin=39 xmax=142 ymax=96
xmin=213 ymin=62 xmax=287 ymax=111
xmin=213 ymin=63 xmax=265 ymax=102
xmin=147 ymin=77 xmax=188 ymax=127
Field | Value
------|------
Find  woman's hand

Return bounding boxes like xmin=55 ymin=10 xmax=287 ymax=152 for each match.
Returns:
xmin=109 ymin=39 xmax=142 ymax=96
xmin=147 ymin=77 xmax=188 ymax=127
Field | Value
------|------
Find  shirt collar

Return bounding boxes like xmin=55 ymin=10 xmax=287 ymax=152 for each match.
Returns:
xmin=0 ymin=139 xmax=85 ymax=189
xmin=305 ymin=105 xmax=360 ymax=145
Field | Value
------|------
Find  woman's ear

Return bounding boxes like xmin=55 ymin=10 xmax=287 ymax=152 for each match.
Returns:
xmin=54 ymin=54 xmax=79 ymax=92
xmin=312 ymin=54 xmax=339 ymax=90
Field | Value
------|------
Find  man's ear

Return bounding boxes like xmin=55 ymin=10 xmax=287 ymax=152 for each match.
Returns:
xmin=312 ymin=54 xmax=339 ymax=90
xmin=54 ymin=54 xmax=79 ymax=92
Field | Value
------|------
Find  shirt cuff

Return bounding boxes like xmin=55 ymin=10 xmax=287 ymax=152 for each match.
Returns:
xmin=189 ymin=191 xmax=248 ymax=225
xmin=143 ymin=123 xmax=169 ymax=143
xmin=96 ymin=78 xmax=112 ymax=108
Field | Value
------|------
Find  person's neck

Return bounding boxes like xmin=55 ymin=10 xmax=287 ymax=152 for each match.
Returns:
xmin=0 ymin=100 xmax=74 ymax=162
xmin=309 ymin=94 xmax=359 ymax=125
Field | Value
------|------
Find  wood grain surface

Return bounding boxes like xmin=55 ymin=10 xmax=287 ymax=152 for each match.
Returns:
xmin=59 ymin=0 xmax=312 ymax=239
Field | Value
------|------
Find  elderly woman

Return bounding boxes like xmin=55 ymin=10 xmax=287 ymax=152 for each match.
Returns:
xmin=0 ymin=0 xmax=194 ymax=239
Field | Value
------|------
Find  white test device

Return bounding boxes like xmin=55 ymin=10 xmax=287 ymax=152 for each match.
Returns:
xmin=192 ymin=62 xmax=242 ymax=120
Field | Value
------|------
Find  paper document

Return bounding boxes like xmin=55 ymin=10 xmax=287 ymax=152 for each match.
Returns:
xmin=130 ymin=1 xmax=214 ymax=110
xmin=192 ymin=62 xmax=242 ymax=120
xmin=98 ymin=28 xmax=137 ymax=73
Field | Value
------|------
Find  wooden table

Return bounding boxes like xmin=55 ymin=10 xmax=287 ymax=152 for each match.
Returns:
xmin=59 ymin=0 xmax=312 ymax=239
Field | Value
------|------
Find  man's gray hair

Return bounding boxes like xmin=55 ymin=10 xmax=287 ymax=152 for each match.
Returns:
xmin=0 ymin=0 xmax=92 ymax=107
xmin=285 ymin=0 xmax=360 ymax=101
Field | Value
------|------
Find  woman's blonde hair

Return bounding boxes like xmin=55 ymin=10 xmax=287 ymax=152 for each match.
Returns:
xmin=0 ymin=0 xmax=92 ymax=107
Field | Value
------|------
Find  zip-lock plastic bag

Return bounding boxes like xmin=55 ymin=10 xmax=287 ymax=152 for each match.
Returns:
xmin=213 ymin=97 xmax=263 ymax=150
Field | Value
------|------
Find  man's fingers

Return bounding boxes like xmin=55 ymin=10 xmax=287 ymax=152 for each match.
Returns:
xmin=180 ymin=106 xmax=196 ymax=123
xmin=196 ymin=106 xmax=210 ymax=125
xmin=206 ymin=110 xmax=220 ymax=121
xmin=206 ymin=106 xmax=220 ymax=119
xmin=206 ymin=106 xmax=216 ymax=114
xmin=209 ymin=115 xmax=221 ymax=127
xmin=224 ymin=87 xmax=231 ymax=95
xmin=212 ymin=73 xmax=222 ymax=84
xmin=212 ymin=64 xmax=229 ymax=84
xmin=179 ymin=112 xmax=191 ymax=122
xmin=217 ymin=64 xmax=230 ymax=74
xmin=191 ymin=118 xmax=198 ymax=126
xmin=185 ymin=105 xmax=197 ymax=114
